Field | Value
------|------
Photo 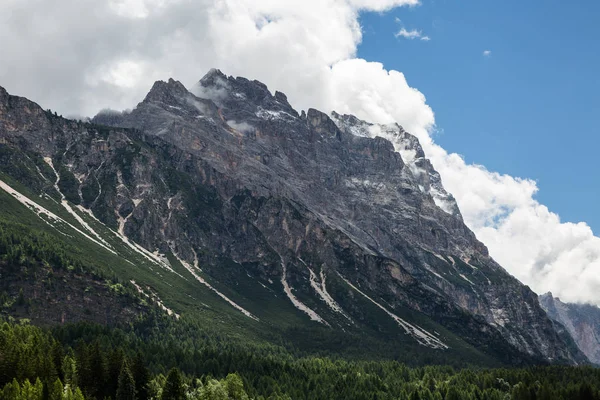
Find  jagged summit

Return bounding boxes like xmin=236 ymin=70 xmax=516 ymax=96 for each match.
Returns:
xmin=1 ymin=74 xmax=588 ymax=365
xmin=143 ymin=78 xmax=189 ymax=104
xmin=199 ymin=67 xmax=227 ymax=82
xmin=331 ymin=111 xmax=462 ymax=217
xmin=194 ymin=69 xmax=299 ymax=119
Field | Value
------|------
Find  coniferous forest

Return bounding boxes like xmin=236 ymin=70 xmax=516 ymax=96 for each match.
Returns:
xmin=1 ymin=316 xmax=600 ymax=400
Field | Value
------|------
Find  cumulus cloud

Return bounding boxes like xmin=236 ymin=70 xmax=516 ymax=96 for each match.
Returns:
xmin=483 ymin=50 xmax=492 ymax=57
xmin=395 ymin=28 xmax=430 ymax=41
xmin=1 ymin=0 xmax=599 ymax=305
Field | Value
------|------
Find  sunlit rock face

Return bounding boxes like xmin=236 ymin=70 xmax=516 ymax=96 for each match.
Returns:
xmin=0 ymin=69 xmax=588 ymax=365
xmin=540 ymin=293 xmax=600 ymax=365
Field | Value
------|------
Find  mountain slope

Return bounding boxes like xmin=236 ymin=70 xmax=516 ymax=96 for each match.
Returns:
xmin=0 ymin=74 xmax=586 ymax=366
xmin=540 ymin=293 xmax=600 ymax=365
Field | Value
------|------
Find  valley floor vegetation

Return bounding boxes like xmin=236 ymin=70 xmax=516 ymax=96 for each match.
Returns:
xmin=1 ymin=316 xmax=599 ymax=400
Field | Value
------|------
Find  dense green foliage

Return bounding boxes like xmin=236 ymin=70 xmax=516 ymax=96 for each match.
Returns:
xmin=1 ymin=320 xmax=599 ymax=400
xmin=0 ymin=217 xmax=142 ymax=323
xmin=0 ymin=220 xmax=89 ymax=275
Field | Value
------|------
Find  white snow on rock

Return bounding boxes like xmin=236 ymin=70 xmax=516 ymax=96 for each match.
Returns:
xmin=255 ymin=108 xmax=294 ymax=121
xmin=131 ymin=280 xmax=180 ymax=319
xmin=113 ymin=208 xmax=180 ymax=275
xmin=173 ymin=253 xmax=259 ymax=321
xmin=0 ymin=178 xmax=117 ymax=255
xmin=299 ymin=259 xmax=352 ymax=322
xmin=43 ymin=157 xmax=115 ymax=252
xmin=279 ymin=256 xmax=328 ymax=325
xmin=337 ymin=273 xmax=448 ymax=349
xmin=331 ymin=116 xmax=459 ymax=216
xmin=459 ymin=273 xmax=475 ymax=286
xmin=424 ymin=264 xmax=446 ymax=281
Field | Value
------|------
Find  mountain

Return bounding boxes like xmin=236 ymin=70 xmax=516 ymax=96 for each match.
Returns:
xmin=0 ymin=70 xmax=587 ymax=366
xmin=539 ymin=293 xmax=600 ymax=365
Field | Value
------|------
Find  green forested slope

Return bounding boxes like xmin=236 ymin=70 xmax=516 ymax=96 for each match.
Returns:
xmin=1 ymin=320 xmax=600 ymax=400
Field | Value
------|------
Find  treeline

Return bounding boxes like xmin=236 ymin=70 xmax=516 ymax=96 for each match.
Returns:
xmin=0 ymin=221 xmax=86 ymax=275
xmin=0 ymin=219 xmax=139 ymax=304
xmin=1 ymin=320 xmax=600 ymax=400
xmin=0 ymin=321 xmax=255 ymax=400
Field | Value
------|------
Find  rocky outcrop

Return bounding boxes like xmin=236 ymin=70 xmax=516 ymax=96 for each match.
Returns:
xmin=0 ymin=69 xmax=587 ymax=365
xmin=540 ymin=293 xmax=600 ymax=365
xmin=93 ymin=70 xmax=583 ymax=363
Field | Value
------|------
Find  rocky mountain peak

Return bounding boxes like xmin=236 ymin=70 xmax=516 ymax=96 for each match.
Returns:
xmin=306 ymin=108 xmax=341 ymax=138
xmin=194 ymin=70 xmax=299 ymax=119
xmin=330 ymin=111 xmax=461 ymax=218
xmin=2 ymin=71 xmax=583 ymax=365
xmin=0 ymin=85 xmax=8 ymax=103
xmin=143 ymin=78 xmax=190 ymax=105
xmin=199 ymin=68 xmax=227 ymax=84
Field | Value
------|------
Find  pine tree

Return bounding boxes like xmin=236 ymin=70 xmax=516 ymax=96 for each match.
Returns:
xmin=108 ymin=348 xmax=125 ymax=399
xmin=49 ymin=378 xmax=64 ymax=400
xmin=512 ymin=382 xmax=532 ymax=400
xmin=161 ymin=368 xmax=184 ymax=400
xmin=87 ymin=341 xmax=107 ymax=399
xmin=225 ymin=373 xmax=249 ymax=400
xmin=51 ymin=341 xmax=64 ymax=381
xmin=62 ymin=353 xmax=78 ymax=388
xmin=131 ymin=353 xmax=150 ymax=400
xmin=116 ymin=361 xmax=137 ymax=400
xmin=74 ymin=342 xmax=89 ymax=394
xmin=579 ymin=382 xmax=595 ymax=400
xmin=1 ymin=378 xmax=21 ymax=400
xmin=199 ymin=379 xmax=227 ymax=400
xmin=445 ymin=386 xmax=462 ymax=400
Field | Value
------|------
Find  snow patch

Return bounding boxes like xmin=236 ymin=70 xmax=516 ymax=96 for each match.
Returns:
xmin=424 ymin=265 xmax=445 ymax=281
xmin=459 ymin=273 xmax=475 ymax=285
xmin=0 ymin=178 xmax=117 ymax=255
xmin=256 ymin=108 xmax=294 ymax=121
xmin=431 ymin=252 xmax=447 ymax=263
xmin=300 ymin=259 xmax=352 ymax=322
xmin=43 ymin=158 xmax=115 ymax=252
xmin=279 ymin=256 xmax=328 ymax=325
xmin=337 ymin=273 xmax=448 ymax=349
xmin=116 ymin=219 xmax=178 ymax=274
xmin=131 ymin=280 xmax=180 ymax=319
xmin=110 ymin=208 xmax=180 ymax=275
xmin=460 ymin=256 xmax=478 ymax=270
xmin=190 ymin=247 xmax=202 ymax=272
xmin=173 ymin=253 xmax=258 ymax=321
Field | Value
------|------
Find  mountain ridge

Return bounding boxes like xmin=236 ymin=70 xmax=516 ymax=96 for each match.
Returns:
xmin=540 ymin=292 xmax=600 ymax=365
xmin=0 ymin=71 xmax=589 ymax=366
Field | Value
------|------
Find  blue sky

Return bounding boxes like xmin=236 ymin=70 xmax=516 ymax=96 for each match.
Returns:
xmin=358 ymin=0 xmax=600 ymax=231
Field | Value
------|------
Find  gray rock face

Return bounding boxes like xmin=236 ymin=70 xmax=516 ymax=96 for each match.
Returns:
xmin=0 ymin=71 xmax=587 ymax=365
xmin=540 ymin=293 xmax=600 ymax=364
xmin=93 ymin=70 xmax=583 ymax=363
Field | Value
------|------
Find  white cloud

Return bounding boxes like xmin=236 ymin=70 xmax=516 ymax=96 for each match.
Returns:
xmin=1 ymin=0 xmax=600 ymax=305
xmin=483 ymin=50 xmax=492 ymax=57
xmin=395 ymin=28 xmax=430 ymax=41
